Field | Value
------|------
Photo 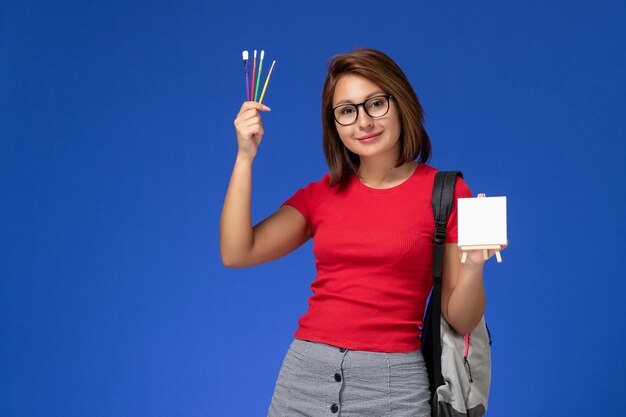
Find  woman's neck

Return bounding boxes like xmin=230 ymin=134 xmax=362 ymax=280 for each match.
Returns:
xmin=357 ymin=160 xmax=418 ymax=188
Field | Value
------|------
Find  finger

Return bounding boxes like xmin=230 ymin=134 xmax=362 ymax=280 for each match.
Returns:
xmin=236 ymin=108 xmax=259 ymax=122
xmin=246 ymin=101 xmax=271 ymax=112
xmin=240 ymin=124 xmax=264 ymax=139
xmin=239 ymin=111 xmax=264 ymax=124
xmin=235 ymin=114 xmax=262 ymax=130
xmin=242 ymin=119 xmax=263 ymax=130
xmin=250 ymin=126 xmax=265 ymax=137
xmin=238 ymin=101 xmax=271 ymax=115
xmin=238 ymin=107 xmax=270 ymax=124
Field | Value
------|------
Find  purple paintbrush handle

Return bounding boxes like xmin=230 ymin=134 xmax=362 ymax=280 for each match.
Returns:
xmin=245 ymin=72 xmax=250 ymax=101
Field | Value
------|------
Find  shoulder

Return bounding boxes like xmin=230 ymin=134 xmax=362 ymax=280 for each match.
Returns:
xmin=298 ymin=172 xmax=333 ymax=193
xmin=420 ymin=163 xmax=473 ymax=197
xmin=315 ymin=173 xmax=332 ymax=187
xmin=286 ymin=173 xmax=335 ymax=206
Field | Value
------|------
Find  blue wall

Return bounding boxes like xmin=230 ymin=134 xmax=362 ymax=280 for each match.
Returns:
xmin=2 ymin=1 xmax=625 ymax=416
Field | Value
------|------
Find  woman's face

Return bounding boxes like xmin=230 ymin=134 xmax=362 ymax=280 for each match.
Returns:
xmin=332 ymin=74 xmax=401 ymax=162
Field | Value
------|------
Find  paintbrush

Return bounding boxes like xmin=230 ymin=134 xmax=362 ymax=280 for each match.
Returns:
xmin=242 ymin=50 xmax=250 ymax=101
xmin=250 ymin=50 xmax=257 ymax=102
xmin=254 ymin=50 xmax=264 ymax=102
xmin=259 ymin=60 xmax=276 ymax=104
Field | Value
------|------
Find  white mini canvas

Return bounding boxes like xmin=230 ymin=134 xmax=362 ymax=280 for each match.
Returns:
xmin=457 ymin=196 xmax=507 ymax=247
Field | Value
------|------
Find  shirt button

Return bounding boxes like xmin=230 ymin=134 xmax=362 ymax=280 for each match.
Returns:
xmin=330 ymin=403 xmax=339 ymax=413
xmin=339 ymin=348 xmax=346 ymax=352
xmin=334 ymin=373 xmax=342 ymax=382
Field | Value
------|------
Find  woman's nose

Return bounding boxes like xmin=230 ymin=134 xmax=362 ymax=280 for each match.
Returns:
xmin=356 ymin=105 xmax=374 ymax=129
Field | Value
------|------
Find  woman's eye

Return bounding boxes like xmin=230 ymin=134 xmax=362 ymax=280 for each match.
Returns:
xmin=368 ymin=99 xmax=384 ymax=109
xmin=340 ymin=107 xmax=355 ymax=115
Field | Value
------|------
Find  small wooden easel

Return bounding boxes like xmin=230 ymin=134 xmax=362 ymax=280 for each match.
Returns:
xmin=460 ymin=193 xmax=504 ymax=264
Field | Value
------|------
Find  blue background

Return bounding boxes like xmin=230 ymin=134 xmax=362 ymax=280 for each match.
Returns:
xmin=2 ymin=1 xmax=625 ymax=416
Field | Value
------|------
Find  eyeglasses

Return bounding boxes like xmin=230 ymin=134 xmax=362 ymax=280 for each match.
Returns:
xmin=331 ymin=94 xmax=393 ymax=126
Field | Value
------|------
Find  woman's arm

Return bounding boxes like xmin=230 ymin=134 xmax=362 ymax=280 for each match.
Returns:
xmin=441 ymin=242 xmax=507 ymax=335
xmin=220 ymin=156 xmax=310 ymax=267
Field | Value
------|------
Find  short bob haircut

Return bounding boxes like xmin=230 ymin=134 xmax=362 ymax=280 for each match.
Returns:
xmin=321 ymin=48 xmax=432 ymax=187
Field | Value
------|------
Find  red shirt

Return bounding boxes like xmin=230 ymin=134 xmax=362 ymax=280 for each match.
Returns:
xmin=281 ymin=163 xmax=472 ymax=352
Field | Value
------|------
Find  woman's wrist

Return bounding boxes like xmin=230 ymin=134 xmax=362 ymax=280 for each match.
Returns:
xmin=236 ymin=153 xmax=255 ymax=165
xmin=460 ymin=259 xmax=484 ymax=275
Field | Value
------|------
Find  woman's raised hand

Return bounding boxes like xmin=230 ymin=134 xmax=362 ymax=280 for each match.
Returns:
xmin=233 ymin=101 xmax=271 ymax=161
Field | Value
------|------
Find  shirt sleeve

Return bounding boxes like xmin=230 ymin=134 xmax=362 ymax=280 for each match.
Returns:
xmin=280 ymin=176 xmax=323 ymax=236
xmin=281 ymin=187 xmax=311 ymax=228
xmin=445 ymin=176 xmax=473 ymax=243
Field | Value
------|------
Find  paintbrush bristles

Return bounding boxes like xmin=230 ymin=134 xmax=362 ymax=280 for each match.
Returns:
xmin=242 ymin=50 xmax=250 ymax=101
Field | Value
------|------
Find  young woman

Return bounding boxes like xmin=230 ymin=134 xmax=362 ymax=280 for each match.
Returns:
xmin=221 ymin=48 xmax=506 ymax=417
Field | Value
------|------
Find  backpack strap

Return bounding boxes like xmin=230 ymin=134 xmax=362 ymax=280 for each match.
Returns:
xmin=421 ymin=170 xmax=463 ymax=399
xmin=432 ymin=171 xmax=462 ymax=281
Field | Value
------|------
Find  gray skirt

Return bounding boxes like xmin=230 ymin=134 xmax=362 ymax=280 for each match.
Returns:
xmin=267 ymin=338 xmax=431 ymax=417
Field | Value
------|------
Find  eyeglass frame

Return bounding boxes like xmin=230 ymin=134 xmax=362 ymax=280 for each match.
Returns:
xmin=330 ymin=94 xmax=394 ymax=126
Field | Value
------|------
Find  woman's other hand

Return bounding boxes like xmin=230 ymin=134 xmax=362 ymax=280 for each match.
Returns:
xmin=461 ymin=240 xmax=509 ymax=270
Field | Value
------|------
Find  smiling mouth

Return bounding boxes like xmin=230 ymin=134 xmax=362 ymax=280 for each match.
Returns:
xmin=356 ymin=132 xmax=382 ymax=141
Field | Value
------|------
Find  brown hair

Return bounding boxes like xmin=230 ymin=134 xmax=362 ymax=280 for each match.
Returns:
xmin=321 ymin=48 xmax=431 ymax=187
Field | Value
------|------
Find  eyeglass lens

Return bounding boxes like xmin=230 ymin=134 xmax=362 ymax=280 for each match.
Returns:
xmin=333 ymin=96 xmax=390 ymax=126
